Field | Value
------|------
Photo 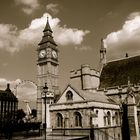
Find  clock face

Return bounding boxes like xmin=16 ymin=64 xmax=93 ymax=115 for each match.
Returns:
xmin=52 ymin=50 xmax=57 ymax=59
xmin=39 ymin=50 xmax=46 ymax=58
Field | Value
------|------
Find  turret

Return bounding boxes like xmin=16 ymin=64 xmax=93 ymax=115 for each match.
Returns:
xmin=100 ymin=38 xmax=106 ymax=65
xmin=81 ymin=64 xmax=91 ymax=90
xmin=70 ymin=64 xmax=100 ymax=90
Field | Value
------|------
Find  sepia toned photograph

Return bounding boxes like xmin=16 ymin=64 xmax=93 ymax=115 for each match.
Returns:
xmin=0 ymin=0 xmax=140 ymax=140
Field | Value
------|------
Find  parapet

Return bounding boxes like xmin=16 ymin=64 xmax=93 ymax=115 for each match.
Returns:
xmin=70 ymin=64 xmax=100 ymax=78
xmin=97 ymin=83 xmax=140 ymax=95
xmin=81 ymin=64 xmax=100 ymax=77
xmin=70 ymin=64 xmax=100 ymax=90
xmin=70 ymin=69 xmax=81 ymax=78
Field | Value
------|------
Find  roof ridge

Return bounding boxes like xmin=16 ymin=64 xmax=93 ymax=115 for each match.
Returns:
xmin=107 ymin=54 xmax=140 ymax=64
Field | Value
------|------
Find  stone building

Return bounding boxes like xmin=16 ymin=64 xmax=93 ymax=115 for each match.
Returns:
xmin=50 ymin=65 xmax=121 ymax=139
xmin=50 ymin=84 xmax=121 ymax=139
xmin=36 ymin=18 xmax=140 ymax=140
xmin=0 ymin=84 xmax=18 ymax=132
xmin=99 ymin=55 xmax=140 ymax=140
xmin=49 ymin=43 xmax=140 ymax=140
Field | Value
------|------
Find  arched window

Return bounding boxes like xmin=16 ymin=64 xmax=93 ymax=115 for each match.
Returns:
xmin=74 ymin=112 xmax=82 ymax=127
xmin=56 ymin=113 xmax=63 ymax=127
xmin=66 ymin=91 xmax=73 ymax=100
xmin=104 ymin=116 xmax=106 ymax=126
xmin=115 ymin=112 xmax=118 ymax=125
xmin=104 ymin=111 xmax=107 ymax=126
xmin=95 ymin=110 xmax=98 ymax=117
xmin=107 ymin=111 xmax=111 ymax=126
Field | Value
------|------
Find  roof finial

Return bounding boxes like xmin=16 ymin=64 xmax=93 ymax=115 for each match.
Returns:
xmin=100 ymin=38 xmax=107 ymax=65
xmin=43 ymin=15 xmax=52 ymax=33
xmin=5 ymin=83 xmax=11 ymax=92
xmin=101 ymin=38 xmax=104 ymax=49
xmin=127 ymin=76 xmax=134 ymax=97
xmin=47 ymin=15 xmax=49 ymax=22
xmin=126 ymin=53 xmax=128 ymax=58
xmin=127 ymin=76 xmax=130 ymax=87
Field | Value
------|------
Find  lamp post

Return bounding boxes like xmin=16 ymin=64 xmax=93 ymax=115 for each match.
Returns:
xmin=42 ymin=83 xmax=48 ymax=140
xmin=64 ymin=117 xmax=68 ymax=136
xmin=119 ymin=83 xmax=131 ymax=140
xmin=90 ymin=111 xmax=95 ymax=140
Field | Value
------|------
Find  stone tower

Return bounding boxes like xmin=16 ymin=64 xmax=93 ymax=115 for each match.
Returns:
xmin=36 ymin=17 xmax=59 ymax=124
xmin=100 ymin=38 xmax=106 ymax=65
xmin=70 ymin=64 xmax=100 ymax=90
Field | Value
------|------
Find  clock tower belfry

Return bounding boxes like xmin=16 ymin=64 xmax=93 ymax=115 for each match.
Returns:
xmin=36 ymin=17 xmax=59 ymax=123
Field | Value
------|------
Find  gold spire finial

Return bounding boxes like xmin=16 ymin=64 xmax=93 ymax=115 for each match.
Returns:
xmin=47 ymin=15 xmax=49 ymax=23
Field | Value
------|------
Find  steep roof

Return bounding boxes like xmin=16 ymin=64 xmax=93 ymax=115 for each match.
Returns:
xmin=38 ymin=17 xmax=57 ymax=46
xmin=67 ymin=84 xmax=116 ymax=104
xmin=100 ymin=55 xmax=140 ymax=88
xmin=43 ymin=17 xmax=53 ymax=33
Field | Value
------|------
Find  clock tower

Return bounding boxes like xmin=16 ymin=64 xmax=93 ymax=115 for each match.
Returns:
xmin=36 ymin=17 xmax=59 ymax=123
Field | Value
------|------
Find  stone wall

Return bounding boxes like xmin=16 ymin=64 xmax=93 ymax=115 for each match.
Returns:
xmin=50 ymin=106 xmax=120 ymax=129
xmin=52 ymin=126 xmax=121 ymax=140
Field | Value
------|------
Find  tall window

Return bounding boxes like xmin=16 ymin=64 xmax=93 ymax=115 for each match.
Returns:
xmin=107 ymin=111 xmax=111 ymax=126
xmin=74 ymin=112 xmax=82 ymax=127
xmin=56 ymin=113 xmax=63 ymax=127
xmin=115 ymin=112 xmax=118 ymax=125
xmin=104 ymin=116 xmax=106 ymax=126
xmin=95 ymin=110 xmax=98 ymax=117
xmin=66 ymin=91 xmax=73 ymax=101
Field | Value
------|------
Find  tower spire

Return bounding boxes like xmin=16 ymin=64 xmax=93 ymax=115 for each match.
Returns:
xmin=38 ymin=16 xmax=57 ymax=46
xmin=100 ymin=38 xmax=106 ymax=65
xmin=43 ymin=16 xmax=52 ymax=33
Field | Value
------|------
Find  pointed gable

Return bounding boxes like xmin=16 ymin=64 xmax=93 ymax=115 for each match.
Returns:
xmin=57 ymin=84 xmax=116 ymax=104
xmin=57 ymin=85 xmax=85 ymax=103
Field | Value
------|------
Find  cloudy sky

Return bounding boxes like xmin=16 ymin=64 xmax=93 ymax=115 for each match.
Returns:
xmin=0 ymin=0 xmax=140 ymax=108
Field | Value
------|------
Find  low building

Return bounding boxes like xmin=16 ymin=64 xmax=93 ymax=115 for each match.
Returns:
xmin=0 ymin=84 xmax=18 ymax=132
xmin=49 ymin=54 xmax=140 ymax=140
xmin=50 ymin=65 xmax=121 ymax=139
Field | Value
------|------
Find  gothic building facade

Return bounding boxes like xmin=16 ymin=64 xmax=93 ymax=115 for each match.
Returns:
xmin=99 ymin=55 xmax=140 ymax=140
xmin=36 ymin=18 xmax=140 ymax=140
xmin=50 ymin=64 xmax=121 ymax=139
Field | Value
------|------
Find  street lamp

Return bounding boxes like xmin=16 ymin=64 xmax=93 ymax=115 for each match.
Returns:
xmin=63 ymin=117 xmax=68 ymax=136
xmin=42 ymin=83 xmax=48 ymax=140
xmin=119 ymin=80 xmax=132 ymax=140
xmin=90 ymin=110 xmax=95 ymax=140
